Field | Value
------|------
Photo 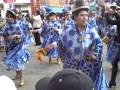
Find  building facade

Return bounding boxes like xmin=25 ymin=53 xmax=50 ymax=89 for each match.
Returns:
xmin=0 ymin=0 xmax=64 ymax=15
xmin=46 ymin=0 xmax=63 ymax=7
xmin=30 ymin=0 xmax=44 ymax=14
xmin=31 ymin=0 xmax=63 ymax=14
xmin=0 ymin=0 xmax=31 ymax=14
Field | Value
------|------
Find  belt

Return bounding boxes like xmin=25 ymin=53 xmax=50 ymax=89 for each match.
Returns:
xmin=33 ymin=28 xmax=40 ymax=30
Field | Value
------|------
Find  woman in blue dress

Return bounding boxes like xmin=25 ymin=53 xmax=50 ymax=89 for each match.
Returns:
xmin=3 ymin=10 xmax=31 ymax=86
xmin=41 ymin=11 xmax=62 ymax=64
xmin=17 ymin=12 xmax=34 ymax=47
xmin=45 ymin=0 xmax=108 ymax=90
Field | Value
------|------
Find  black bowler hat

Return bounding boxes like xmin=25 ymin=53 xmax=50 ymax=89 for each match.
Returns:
xmin=6 ymin=9 xmax=17 ymax=18
xmin=35 ymin=69 xmax=94 ymax=90
xmin=71 ymin=0 xmax=89 ymax=20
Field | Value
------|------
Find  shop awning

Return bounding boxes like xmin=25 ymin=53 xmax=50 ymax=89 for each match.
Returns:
xmin=45 ymin=6 xmax=63 ymax=13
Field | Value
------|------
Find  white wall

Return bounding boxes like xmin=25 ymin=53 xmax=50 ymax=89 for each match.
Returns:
xmin=0 ymin=1 xmax=4 ymax=3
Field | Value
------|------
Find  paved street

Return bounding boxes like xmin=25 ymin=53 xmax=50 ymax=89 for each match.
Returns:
xmin=0 ymin=44 xmax=120 ymax=90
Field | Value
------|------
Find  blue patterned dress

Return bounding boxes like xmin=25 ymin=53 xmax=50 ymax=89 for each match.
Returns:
xmin=58 ymin=23 xmax=108 ymax=90
xmin=107 ymin=25 xmax=117 ymax=63
xmin=19 ymin=20 xmax=34 ymax=47
xmin=3 ymin=20 xmax=31 ymax=71
xmin=41 ymin=20 xmax=62 ymax=58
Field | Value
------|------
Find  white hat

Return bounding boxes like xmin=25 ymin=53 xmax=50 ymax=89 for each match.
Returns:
xmin=0 ymin=75 xmax=17 ymax=90
xmin=110 ymin=2 xmax=117 ymax=8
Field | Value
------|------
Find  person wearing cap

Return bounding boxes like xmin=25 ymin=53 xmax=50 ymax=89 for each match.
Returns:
xmin=104 ymin=5 xmax=117 ymax=63
xmin=104 ymin=3 xmax=120 ymax=88
xmin=62 ymin=10 xmax=74 ymax=31
xmin=40 ymin=11 xmax=62 ymax=64
xmin=2 ymin=9 xmax=31 ymax=86
xmin=35 ymin=69 xmax=94 ymax=90
xmin=17 ymin=11 xmax=34 ymax=47
xmin=45 ymin=0 xmax=108 ymax=90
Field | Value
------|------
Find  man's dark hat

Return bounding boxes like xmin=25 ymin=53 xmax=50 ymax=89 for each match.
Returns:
xmin=35 ymin=69 xmax=94 ymax=90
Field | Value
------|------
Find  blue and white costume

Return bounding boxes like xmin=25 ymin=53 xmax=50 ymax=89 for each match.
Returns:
xmin=41 ymin=20 xmax=62 ymax=58
xmin=107 ymin=25 xmax=117 ymax=63
xmin=58 ymin=23 xmax=108 ymax=90
xmin=3 ymin=20 xmax=31 ymax=71
xmin=18 ymin=19 xmax=34 ymax=47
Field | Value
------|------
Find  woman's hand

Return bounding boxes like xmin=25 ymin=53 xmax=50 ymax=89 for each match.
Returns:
xmin=15 ymin=35 xmax=21 ymax=39
xmin=86 ymin=54 xmax=96 ymax=62
xmin=102 ymin=35 xmax=110 ymax=45
xmin=8 ymin=34 xmax=21 ymax=40
xmin=44 ymin=44 xmax=54 ymax=52
xmin=8 ymin=34 xmax=17 ymax=40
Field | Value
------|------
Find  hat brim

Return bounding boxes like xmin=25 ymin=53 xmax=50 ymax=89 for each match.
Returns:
xmin=35 ymin=77 xmax=51 ymax=90
xmin=72 ymin=6 xmax=89 ymax=13
xmin=110 ymin=5 xmax=117 ymax=9
xmin=117 ymin=6 xmax=120 ymax=10
xmin=6 ymin=10 xmax=16 ymax=17
xmin=117 ymin=8 xmax=120 ymax=10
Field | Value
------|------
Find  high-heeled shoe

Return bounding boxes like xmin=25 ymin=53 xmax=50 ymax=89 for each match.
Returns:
xmin=108 ymin=81 xmax=116 ymax=88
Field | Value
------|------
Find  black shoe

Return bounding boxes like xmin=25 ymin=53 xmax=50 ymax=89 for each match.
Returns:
xmin=108 ymin=81 xmax=116 ymax=88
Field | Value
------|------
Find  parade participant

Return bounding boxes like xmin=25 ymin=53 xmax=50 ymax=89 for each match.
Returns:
xmin=104 ymin=5 xmax=117 ymax=62
xmin=62 ymin=10 xmax=74 ymax=30
xmin=63 ymin=0 xmax=71 ymax=13
xmin=17 ymin=11 xmax=34 ymax=47
xmin=32 ymin=10 xmax=42 ymax=46
xmin=40 ymin=11 xmax=62 ymax=64
xmin=102 ymin=3 xmax=117 ymax=57
xmin=105 ymin=5 xmax=120 ymax=88
xmin=96 ymin=15 xmax=105 ymax=38
xmin=3 ymin=9 xmax=31 ymax=86
xmin=45 ymin=0 xmax=108 ymax=89
xmin=24 ymin=14 xmax=35 ymax=46
xmin=88 ymin=10 xmax=97 ymax=29
xmin=105 ymin=4 xmax=117 ymax=39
